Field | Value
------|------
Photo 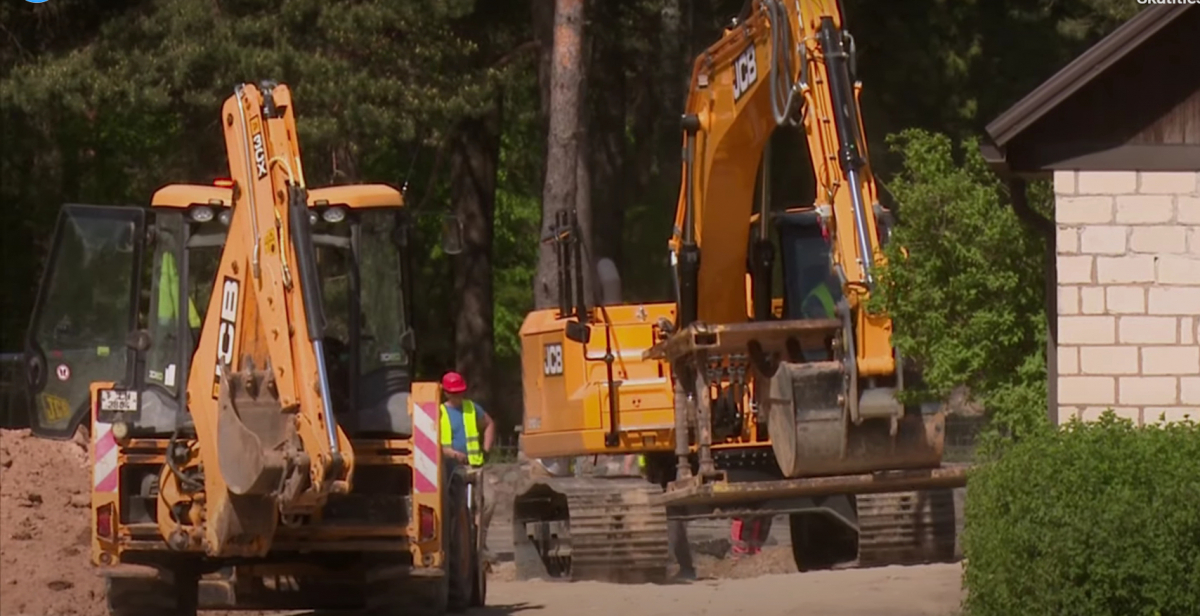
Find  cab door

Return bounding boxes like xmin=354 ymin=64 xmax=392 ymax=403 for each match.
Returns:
xmin=23 ymin=205 xmax=145 ymax=439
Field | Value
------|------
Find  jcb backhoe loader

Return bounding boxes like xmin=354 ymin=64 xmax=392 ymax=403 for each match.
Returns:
xmin=22 ymin=81 xmax=486 ymax=615
xmin=513 ymin=0 xmax=968 ymax=583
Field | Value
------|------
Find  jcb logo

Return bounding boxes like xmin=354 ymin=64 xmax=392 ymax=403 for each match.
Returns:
xmin=211 ymin=277 xmax=240 ymax=399
xmin=732 ymin=44 xmax=758 ymax=102
xmin=543 ymin=343 xmax=564 ymax=377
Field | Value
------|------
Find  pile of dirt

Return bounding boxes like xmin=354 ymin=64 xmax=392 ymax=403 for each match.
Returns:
xmin=0 ymin=428 xmax=104 ymax=616
xmin=692 ymin=546 xmax=797 ymax=579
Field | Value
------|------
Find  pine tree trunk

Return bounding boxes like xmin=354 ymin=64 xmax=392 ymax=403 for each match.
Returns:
xmin=534 ymin=0 xmax=586 ymax=310
xmin=450 ymin=106 xmax=501 ymax=415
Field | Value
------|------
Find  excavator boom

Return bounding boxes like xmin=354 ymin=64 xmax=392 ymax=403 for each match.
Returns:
xmin=187 ymin=82 xmax=353 ymax=557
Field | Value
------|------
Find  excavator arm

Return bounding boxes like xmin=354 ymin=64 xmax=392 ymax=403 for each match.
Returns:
xmin=667 ymin=0 xmax=893 ymax=377
xmin=184 ymin=82 xmax=353 ymax=557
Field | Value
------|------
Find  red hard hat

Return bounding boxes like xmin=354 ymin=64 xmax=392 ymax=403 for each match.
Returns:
xmin=442 ymin=371 xmax=467 ymax=393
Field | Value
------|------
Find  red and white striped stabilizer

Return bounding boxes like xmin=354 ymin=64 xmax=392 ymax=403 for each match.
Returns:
xmin=411 ymin=401 xmax=441 ymax=494
xmin=93 ymin=418 xmax=119 ymax=493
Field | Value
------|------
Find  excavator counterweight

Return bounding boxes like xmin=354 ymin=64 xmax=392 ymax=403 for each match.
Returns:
xmin=514 ymin=0 xmax=967 ymax=583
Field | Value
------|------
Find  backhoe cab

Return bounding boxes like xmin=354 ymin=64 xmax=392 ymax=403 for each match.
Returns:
xmin=22 ymin=82 xmax=482 ymax=616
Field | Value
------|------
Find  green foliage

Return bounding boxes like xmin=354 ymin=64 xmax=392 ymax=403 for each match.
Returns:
xmin=493 ymin=74 xmax=543 ymax=367
xmin=962 ymin=411 xmax=1200 ymax=616
xmin=870 ymin=129 xmax=1050 ymax=441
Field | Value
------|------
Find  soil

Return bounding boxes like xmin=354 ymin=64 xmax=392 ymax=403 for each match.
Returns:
xmin=0 ymin=429 xmax=966 ymax=616
xmin=0 ymin=428 xmax=102 ymax=616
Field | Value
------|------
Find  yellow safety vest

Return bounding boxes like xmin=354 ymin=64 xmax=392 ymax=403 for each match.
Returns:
xmin=637 ymin=454 xmax=646 ymax=471
xmin=440 ymin=401 xmax=484 ymax=466
xmin=803 ymin=283 xmax=837 ymax=319
xmin=158 ymin=251 xmax=201 ymax=328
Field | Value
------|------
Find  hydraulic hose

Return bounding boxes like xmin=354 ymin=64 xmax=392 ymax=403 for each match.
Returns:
xmin=762 ymin=0 xmax=801 ymax=126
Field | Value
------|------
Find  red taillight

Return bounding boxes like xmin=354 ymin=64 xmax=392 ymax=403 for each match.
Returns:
xmin=418 ymin=504 xmax=436 ymax=541
xmin=96 ymin=503 xmax=114 ymax=539
xmin=213 ymin=178 xmax=234 ymax=188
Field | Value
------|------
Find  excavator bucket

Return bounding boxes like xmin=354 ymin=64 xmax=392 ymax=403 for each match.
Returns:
xmin=767 ymin=360 xmax=944 ymax=479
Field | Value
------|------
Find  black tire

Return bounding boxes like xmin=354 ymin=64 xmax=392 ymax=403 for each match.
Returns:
xmin=105 ymin=567 xmax=198 ymax=616
xmin=446 ymin=475 xmax=473 ymax=612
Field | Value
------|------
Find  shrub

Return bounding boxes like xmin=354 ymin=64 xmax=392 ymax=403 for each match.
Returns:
xmin=962 ymin=411 xmax=1200 ymax=616
xmin=870 ymin=128 xmax=1051 ymax=444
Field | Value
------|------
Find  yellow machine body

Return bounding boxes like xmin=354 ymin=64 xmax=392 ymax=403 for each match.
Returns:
xmin=24 ymin=83 xmax=484 ymax=615
xmin=513 ymin=0 xmax=967 ymax=583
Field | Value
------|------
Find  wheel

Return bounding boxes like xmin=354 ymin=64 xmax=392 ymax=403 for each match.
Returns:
xmin=446 ymin=475 xmax=473 ymax=612
xmin=105 ymin=567 xmax=198 ymax=616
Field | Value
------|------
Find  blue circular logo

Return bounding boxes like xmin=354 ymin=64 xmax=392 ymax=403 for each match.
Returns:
xmin=26 ymin=0 xmax=51 ymax=3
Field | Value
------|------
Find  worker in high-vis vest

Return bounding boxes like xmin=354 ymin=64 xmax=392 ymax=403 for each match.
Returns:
xmin=799 ymin=265 xmax=839 ymax=320
xmin=157 ymin=251 xmax=201 ymax=329
xmin=439 ymin=371 xmax=497 ymax=564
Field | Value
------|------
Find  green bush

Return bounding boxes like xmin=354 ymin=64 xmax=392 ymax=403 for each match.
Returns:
xmin=963 ymin=411 xmax=1200 ymax=616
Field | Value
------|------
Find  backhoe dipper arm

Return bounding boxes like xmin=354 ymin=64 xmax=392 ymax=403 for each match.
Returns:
xmin=668 ymin=0 xmax=894 ymax=377
xmin=185 ymin=82 xmax=352 ymax=556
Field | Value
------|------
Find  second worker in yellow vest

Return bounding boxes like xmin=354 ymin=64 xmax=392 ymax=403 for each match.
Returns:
xmin=438 ymin=371 xmax=498 ymax=564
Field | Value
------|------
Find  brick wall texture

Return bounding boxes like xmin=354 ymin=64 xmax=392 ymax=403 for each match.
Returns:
xmin=1055 ymin=170 xmax=1200 ymax=427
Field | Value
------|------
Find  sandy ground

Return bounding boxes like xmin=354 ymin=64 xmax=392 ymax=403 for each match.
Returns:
xmin=480 ymin=561 xmax=964 ymax=616
xmin=0 ymin=429 xmax=965 ymax=616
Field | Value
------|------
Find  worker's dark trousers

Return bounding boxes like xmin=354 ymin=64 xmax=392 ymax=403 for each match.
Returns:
xmin=479 ymin=466 xmax=496 ymax=558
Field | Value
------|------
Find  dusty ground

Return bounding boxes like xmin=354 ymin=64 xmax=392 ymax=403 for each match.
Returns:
xmin=481 ymin=561 xmax=964 ymax=616
xmin=0 ymin=429 xmax=965 ymax=616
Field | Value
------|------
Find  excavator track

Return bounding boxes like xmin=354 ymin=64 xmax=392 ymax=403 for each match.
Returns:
xmin=512 ymin=476 xmax=670 ymax=584
xmin=854 ymin=487 xmax=964 ymax=567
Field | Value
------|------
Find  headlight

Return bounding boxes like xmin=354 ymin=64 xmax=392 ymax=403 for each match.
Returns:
xmin=322 ymin=206 xmax=347 ymax=223
xmin=189 ymin=206 xmax=214 ymax=223
xmin=111 ymin=421 xmax=130 ymax=442
xmin=218 ymin=210 xmax=232 ymax=226
xmin=308 ymin=212 xmax=318 ymax=225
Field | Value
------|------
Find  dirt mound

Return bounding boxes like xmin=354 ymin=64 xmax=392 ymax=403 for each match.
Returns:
xmin=0 ymin=428 xmax=104 ymax=616
xmin=692 ymin=546 xmax=797 ymax=579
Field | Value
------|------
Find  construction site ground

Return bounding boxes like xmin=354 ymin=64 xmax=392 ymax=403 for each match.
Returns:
xmin=0 ymin=428 xmax=966 ymax=616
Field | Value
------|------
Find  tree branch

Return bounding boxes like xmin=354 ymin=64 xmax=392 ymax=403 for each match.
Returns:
xmin=492 ymin=40 xmax=538 ymax=70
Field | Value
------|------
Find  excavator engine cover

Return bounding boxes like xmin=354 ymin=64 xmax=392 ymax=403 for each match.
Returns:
xmin=767 ymin=361 xmax=944 ymax=479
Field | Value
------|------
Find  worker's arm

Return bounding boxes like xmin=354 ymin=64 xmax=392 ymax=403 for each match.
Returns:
xmin=442 ymin=445 xmax=468 ymax=463
xmin=480 ymin=410 xmax=496 ymax=453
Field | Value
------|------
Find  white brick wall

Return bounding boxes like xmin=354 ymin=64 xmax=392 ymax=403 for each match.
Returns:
xmin=1055 ymin=170 xmax=1200 ymax=426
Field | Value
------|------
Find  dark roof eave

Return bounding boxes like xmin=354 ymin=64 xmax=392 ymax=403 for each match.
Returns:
xmin=979 ymin=141 xmax=1010 ymax=177
xmin=984 ymin=5 xmax=1193 ymax=147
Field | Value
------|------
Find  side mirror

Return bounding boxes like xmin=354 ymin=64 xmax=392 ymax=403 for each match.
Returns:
xmin=441 ymin=214 xmax=464 ymax=256
xmin=126 ymin=329 xmax=153 ymax=353
xmin=565 ymin=321 xmax=591 ymax=345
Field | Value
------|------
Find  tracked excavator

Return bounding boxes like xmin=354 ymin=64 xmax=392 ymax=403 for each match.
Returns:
xmin=21 ymin=82 xmax=486 ymax=614
xmin=513 ymin=0 xmax=968 ymax=583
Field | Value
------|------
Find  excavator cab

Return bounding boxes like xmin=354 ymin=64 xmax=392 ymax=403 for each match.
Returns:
xmin=22 ymin=205 xmax=145 ymax=439
xmin=23 ymin=184 xmax=460 ymax=441
xmin=776 ymin=210 xmax=845 ymax=322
